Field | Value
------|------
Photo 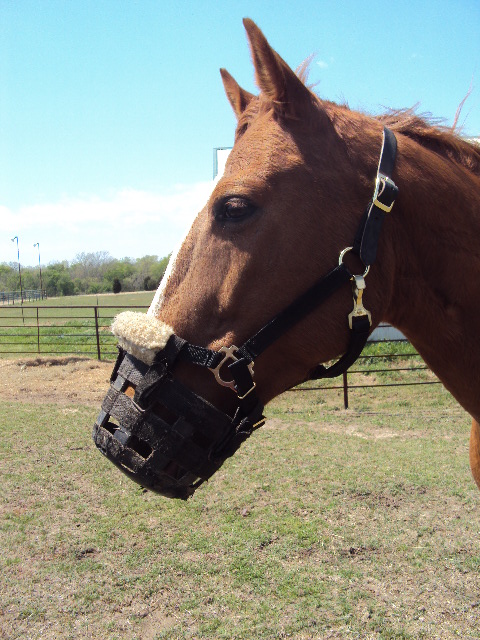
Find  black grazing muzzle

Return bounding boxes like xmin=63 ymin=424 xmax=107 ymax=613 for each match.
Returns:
xmin=93 ymin=127 xmax=398 ymax=500
xmin=93 ymin=337 xmax=265 ymax=500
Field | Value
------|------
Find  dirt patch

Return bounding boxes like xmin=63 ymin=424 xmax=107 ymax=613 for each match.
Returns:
xmin=0 ymin=357 xmax=112 ymax=406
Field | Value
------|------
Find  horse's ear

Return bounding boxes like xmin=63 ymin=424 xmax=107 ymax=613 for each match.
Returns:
xmin=243 ymin=18 xmax=315 ymax=119
xmin=220 ymin=68 xmax=255 ymax=120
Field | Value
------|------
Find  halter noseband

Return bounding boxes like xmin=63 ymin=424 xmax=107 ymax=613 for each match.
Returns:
xmin=93 ymin=127 xmax=398 ymax=499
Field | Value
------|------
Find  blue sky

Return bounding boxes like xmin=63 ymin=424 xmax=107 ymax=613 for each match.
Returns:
xmin=1 ymin=0 xmax=479 ymax=266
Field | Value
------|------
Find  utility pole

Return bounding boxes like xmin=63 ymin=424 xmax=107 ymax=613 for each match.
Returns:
xmin=11 ymin=236 xmax=23 ymax=302
xmin=33 ymin=242 xmax=44 ymax=298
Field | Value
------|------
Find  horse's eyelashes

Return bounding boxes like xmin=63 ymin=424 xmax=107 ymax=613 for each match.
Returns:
xmin=215 ymin=197 xmax=256 ymax=222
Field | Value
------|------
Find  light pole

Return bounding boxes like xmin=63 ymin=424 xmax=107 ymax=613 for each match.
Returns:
xmin=11 ymin=236 xmax=23 ymax=302
xmin=33 ymin=242 xmax=44 ymax=298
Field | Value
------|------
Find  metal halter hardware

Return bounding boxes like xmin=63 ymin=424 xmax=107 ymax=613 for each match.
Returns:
xmin=93 ymin=127 xmax=398 ymax=499
xmin=208 ymin=345 xmax=255 ymax=393
xmin=338 ymin=249 xmax=371 ymax=330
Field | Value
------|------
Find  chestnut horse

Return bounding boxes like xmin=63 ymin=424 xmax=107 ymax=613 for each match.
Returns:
xmin=98 ymin=19 xmax=480 ymax=496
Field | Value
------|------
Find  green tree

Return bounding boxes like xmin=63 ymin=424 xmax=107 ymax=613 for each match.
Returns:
xmin=43 ymin=262 xmax=75 ymax=297
xmin=0 ymin=264 xmax=18 ymax=292
xmin=131 ymin=255 xmax=169 ymax=291
xmin=103 ymin=259 xmax=135 ymax=291
xmin=113 ymin=278 xmax=122 ymax=294
xmin=143 ymin=276 xmax=156 ymax=290
xmin=20 ymin=268 xmax=38 ymax=291
xmin=1 ymin=252 xmax=170 ymax=297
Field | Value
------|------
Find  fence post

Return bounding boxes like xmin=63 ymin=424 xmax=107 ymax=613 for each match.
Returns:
xmin=94 ymin=306 xmax=101 ymax=360
xmin=36 ymin=307 xmax=40 ymax=354
xmin=343 ymin=371 xmax=349 ymax=409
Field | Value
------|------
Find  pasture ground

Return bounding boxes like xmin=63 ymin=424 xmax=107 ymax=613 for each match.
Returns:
xmin=1 ymin=357 xmax=479 ymax=639
xmin=1 ymin=291 xmax=155 ymax=312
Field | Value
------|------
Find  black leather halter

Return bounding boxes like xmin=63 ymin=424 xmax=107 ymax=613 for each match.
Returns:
xmin=93 ymin=127 xmax=398 ymax=499
xmin=174 ymin=127 xmax=398 ymax=387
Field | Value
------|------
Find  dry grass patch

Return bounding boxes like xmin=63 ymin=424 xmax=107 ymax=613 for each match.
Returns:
xmin=0 ymin=359 xmax=479 ymax=639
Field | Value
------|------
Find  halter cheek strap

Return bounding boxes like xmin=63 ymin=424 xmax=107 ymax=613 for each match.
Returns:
xmin=176 ymin=127 xmax=398 ymax=387
xmin=310 ymin=128 xmax=398 ymax=379
xmin=354 ymin=127 xmax=398 ymax=265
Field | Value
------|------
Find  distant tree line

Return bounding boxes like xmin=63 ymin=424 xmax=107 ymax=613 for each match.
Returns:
xmin=0 ymin=251 xmax=170 ymax=297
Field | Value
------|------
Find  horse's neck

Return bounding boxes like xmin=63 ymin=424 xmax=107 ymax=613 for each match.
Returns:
xmin=383 ymin=137 xmax=480 ymax=419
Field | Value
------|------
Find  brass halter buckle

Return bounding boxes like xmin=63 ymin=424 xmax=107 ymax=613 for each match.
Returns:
xmin=208 ymin=345 xmax=255 ymax=393
xmin=373 ymin=174 xmax=396 ymax=213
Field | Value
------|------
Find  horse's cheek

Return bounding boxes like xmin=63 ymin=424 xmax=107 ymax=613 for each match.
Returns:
xmin=469 ymin=419 xmax=480 ymax=491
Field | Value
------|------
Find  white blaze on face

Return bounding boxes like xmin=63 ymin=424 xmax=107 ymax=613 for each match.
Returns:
xmin=148 ymin=175 xmax=225 ymax=319
xmin=147 ymin=234 xmax=186 ymax=318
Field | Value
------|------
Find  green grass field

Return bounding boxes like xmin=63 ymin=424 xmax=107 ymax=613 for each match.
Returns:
xmin=0 ymin=292 xmax=155 ymax=358
xmin=1 ymin=374 xmax=479 ymax=639
xmin=39 ymin=291 xmax=156 ymax=308
xmin=0 ymin=290 xmax=155 ymax=320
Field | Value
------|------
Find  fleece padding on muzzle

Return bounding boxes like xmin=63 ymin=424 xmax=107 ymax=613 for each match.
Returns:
xmin=111 ymin=311 xmax=175 ymax=365
xmin=93 ymin=312 xmax=264 ymax=499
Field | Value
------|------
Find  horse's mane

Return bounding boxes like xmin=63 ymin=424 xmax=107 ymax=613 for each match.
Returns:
xmin=377 ymin=108 xmax=480 ymax=177
xmin=298 ymin=62 xmax=479 ymax=177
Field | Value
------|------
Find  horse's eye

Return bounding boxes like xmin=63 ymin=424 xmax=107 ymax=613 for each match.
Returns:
xmin=216 ymin=197 xmax=256 ymax=221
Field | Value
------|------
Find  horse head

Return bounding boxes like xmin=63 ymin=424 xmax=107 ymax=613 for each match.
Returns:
xmin=156 ymin=20 xmax=394 ymax=401
xmin=93 ymin=19 xmax=398 ymax=498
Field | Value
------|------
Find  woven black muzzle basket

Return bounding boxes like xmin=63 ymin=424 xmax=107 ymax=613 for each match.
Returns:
xmin=93 ymin=351 xmax=238 ymax=499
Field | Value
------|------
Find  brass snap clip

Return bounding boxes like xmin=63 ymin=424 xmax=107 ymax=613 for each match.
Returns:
xmin=208 ymin=345 xmax=255 ymax=393
xmin=348 ymin=275 xmax=372 ymax=329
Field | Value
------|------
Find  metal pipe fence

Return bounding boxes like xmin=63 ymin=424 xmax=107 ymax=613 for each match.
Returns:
xmin=0 ymin=304 xmax=439 ymax=407
xmin=0 ymin=290 xmax=47 ymax=304
xmin=0 ymin=304 xmax=146 ymax=360
xmin=290 ymin=350 xmax=440 ymax=409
